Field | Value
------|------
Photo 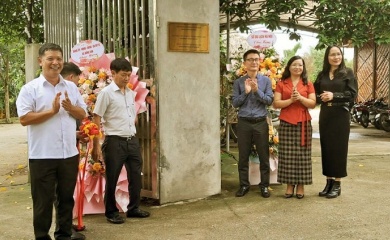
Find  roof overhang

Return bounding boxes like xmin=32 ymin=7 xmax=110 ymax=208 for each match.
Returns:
xmin=219 ymin=0 xmax=318 ymax=33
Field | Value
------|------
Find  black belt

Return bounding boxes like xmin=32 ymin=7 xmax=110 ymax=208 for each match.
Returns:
xmin=106 ymin=135 xmax=134 ymax=141
xmin=322 ymin=102 xmax=349 ymax=107
xmin=239 ymin=117 xmax=266 ymax=123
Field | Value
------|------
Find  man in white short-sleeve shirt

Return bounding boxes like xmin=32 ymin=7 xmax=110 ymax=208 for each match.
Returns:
xmin=92 ymin=58 xmax=150 ymax=224
xmin=16 ymin=43 xmax=87 ymax=240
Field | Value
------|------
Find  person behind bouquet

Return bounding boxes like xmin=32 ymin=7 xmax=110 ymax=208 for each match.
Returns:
xmin=232 ymin=49 xmax=274 ymax=198
xmin=61 ymin=62 xmax=82 ymax=86
xmin=59 ymin=62 xmax=87 ymax=240
xmin=16 ymin=43 xmax=87 ymax=239
xmin=273 ymin=56 xmax=316 ymax=199
xmin=61 ymin=62 xmax=89 ymax=143
xmin=92 ymin=58 xmax=150 ymax=224
xmin=314 ymin=46 xmax=358 ymax=199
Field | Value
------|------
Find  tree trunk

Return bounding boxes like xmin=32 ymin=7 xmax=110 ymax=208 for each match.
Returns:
xmin=26 ymin=0 xmax=33 ymax=44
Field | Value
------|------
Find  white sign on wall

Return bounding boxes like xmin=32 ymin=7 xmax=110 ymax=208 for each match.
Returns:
xmin=71 ymin=40 xmax=105 ymax=64
xmin=247 ymin=30 xmax=277 ymax=49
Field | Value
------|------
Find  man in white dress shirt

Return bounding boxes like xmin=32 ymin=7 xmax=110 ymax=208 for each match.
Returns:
xmin=92 ymin=58 xmax=150 ymax=224
xmin=16 ymin=43 xmax=87 ymax=240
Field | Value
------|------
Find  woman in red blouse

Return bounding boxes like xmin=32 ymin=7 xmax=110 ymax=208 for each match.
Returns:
xmin=273 ymin=56 xmax=316 ymax=199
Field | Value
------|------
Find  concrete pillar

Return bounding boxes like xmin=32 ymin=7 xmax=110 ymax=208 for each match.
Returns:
xmin=25 ymin=44 xmax=41 ymax=83
xmin=155 ymin=0 xmax=221 ymax=204
xmin=24 ymin=43 xmax=41 ymax=183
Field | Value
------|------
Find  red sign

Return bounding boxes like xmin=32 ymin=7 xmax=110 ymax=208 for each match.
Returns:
xmin=247 ymin=30 xmax=277 ymax=49
xmin=71 ymin=40 xmax=105 ymax=64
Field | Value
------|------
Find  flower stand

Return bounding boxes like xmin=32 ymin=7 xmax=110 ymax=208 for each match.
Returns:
xmin=249 ymin=155 xmax=279 ymax=185
xmin=73 ymin=166 xmax=130 ymax=218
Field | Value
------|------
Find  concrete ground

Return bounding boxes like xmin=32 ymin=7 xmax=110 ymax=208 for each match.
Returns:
xmin=1 ymin=108 xmax=390 ymax=240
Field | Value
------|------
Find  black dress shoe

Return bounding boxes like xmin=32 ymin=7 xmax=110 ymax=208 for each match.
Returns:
xmin=71 ymin=231 xmax=86 ymax=240
xmin=106 ymin=214 xmax=125 ymax=224
xmin=235 ymin=186 xmax=250 ymax=197
xmin=126 ymin=208 xmax=150 ymax=218
xmin=260 ymin=187 xmax=270 ymax=198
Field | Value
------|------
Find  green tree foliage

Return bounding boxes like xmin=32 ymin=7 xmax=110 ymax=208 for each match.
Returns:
xmin=0 ymin=0 xmax=44 ymax=43
xmin=303 ymin=47 xmax=326 ymax=82
xmin=283 ymin=43 xmax=302 ymax=63
xmin=0 ymin=34 xmax=25 ymax=121
xmin=0 ymin=0 xmax=43 ymax=120
xmin=313 ymin=0 xmax=390 ymax=48
xmin=219 ymin=0 xmax=390 ymax=48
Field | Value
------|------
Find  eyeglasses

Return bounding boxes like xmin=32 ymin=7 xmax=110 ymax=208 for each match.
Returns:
xmin=329 ymin=53 xmax=342 ymax=57
xmin=245 ymin=58 xmax=260 ymax=63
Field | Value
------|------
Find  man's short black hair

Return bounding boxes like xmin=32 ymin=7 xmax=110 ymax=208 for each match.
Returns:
xmin=38 ymin=43 xmax=63 ymax=57
xmin=110 ymin=58 xmax=132 ymax=72
xmin=243 ymin=49 xmax=260 ymax=61
xmin=61 ymin=62 xmax=82 ymax=78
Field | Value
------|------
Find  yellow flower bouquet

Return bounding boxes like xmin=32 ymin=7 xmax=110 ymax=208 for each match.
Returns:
xmin=229 ymin=47 xmax=284 ymax=91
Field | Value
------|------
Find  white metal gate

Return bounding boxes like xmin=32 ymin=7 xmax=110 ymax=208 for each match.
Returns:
xmin=43 ymin=0 xmax=158 ymax=199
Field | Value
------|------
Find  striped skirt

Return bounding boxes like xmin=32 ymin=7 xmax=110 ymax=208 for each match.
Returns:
xmin=277 ymin=120 xmax=313 ymax=185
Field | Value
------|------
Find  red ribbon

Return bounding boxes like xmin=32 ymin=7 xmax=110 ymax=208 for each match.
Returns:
xmin=300 ymin=110 xmax=311 ymax=146
xmin=75 ymin=140 xmax=92 ymax=231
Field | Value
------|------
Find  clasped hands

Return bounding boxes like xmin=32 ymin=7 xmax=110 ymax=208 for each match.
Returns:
xmin=319 ymin=91 xmax=333 ymax=102
xmin=245 ymin=78 xmax=258 ymax=94
xmin=291 ymin=87 xmax=301 ymax=102
xmin=52 ymin=91 xmax=74 ymax=114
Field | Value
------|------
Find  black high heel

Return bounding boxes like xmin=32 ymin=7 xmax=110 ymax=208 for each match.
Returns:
xmin=296 ymin=194 xmax=304 ymax=199
xmin=284 ymin=185 xmax=295 ymax=198
xmin=296 ymin=184 xmax=304 ymax=199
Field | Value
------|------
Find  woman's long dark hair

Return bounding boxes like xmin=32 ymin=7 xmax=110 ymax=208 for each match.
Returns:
xmin=318 ymin=45 xmax=347 ymax=80
xmin=281 ymin=55 xmax=308 ymax=85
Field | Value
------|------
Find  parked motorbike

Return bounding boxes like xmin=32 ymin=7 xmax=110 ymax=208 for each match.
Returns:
xmin=359 ymin=99 xmax=375 ymax=128
xmin=376 ymin=108 xmax=390 ymax=132
xmin=350 ymin=102 xmax=364 ymax=124
xmin=360 ymin=98 xmax=388 ymax=129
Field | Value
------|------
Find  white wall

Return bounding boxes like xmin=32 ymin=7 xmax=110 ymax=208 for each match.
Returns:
xmin=155 ymin=0 xmax=221 ymax=204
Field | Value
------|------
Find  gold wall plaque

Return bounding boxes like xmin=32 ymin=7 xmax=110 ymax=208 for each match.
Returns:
xmin=168 ymin=22 xmax=209 ymax=53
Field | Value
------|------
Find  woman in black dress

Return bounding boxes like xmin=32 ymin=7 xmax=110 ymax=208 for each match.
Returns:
xmin=314 ymin=46 xmax=358 ymax=198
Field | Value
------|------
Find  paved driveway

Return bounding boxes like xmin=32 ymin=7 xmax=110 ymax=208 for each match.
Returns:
xmin=1 ymin=108 xmax=390 ymax=240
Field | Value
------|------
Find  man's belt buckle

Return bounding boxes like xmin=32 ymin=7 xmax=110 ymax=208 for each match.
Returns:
xmin=126 ymin=136 xmax=133 ymax=141
xmin=327 ymin=102 xmax=332 ymax=106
